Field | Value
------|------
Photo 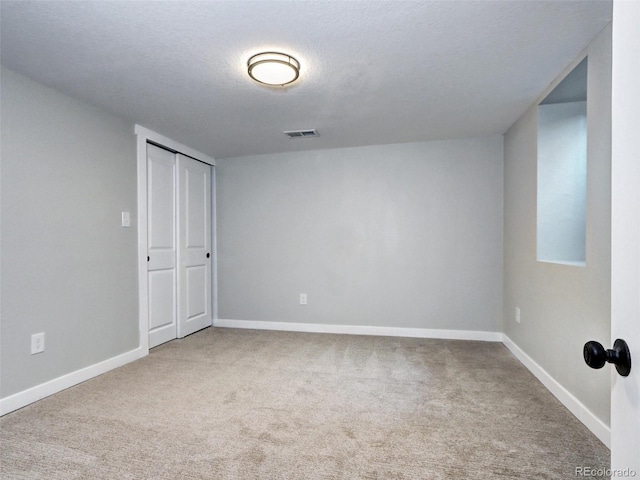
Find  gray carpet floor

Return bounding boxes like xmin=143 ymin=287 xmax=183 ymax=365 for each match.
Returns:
xmin=1 ymin=328 xmax=610 ymax=479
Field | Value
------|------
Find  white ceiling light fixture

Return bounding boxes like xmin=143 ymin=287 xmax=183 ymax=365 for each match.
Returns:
xmin=247 ymin=51 xmax=300 ymax=86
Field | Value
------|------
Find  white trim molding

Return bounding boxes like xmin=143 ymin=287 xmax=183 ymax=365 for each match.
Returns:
xmin=134 ymin=125 xmax=215 ymax=166
xmin=214 ymin=318 xmax=503 ymax=342
xmin=502 ymin=334 xmax=611 ymax=448
xmin=0 ymin=347 xmax=146 ymax=416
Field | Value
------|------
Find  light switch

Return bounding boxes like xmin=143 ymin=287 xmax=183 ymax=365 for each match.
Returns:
xmin=121 ymin=211 xmax=131 ymax=228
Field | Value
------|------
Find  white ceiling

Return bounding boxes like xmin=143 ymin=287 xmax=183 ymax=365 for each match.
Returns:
xmin=0 ymin=0 xmax=612 ymax=159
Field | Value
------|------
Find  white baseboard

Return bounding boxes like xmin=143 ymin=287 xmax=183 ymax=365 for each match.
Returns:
xmin=0 ymin=347 xmax=147 ymax=416
xmin=214 ymin=318 xmax=503 ymax=342
xmin=502 ymin=334 xmax=611 ymax=448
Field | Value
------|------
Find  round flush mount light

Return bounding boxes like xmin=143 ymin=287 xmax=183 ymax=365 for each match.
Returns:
xmin=247 ymin=52 xmax=300 ymax=86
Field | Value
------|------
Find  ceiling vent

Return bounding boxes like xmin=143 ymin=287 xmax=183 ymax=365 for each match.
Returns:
xmin=283 ymin=129 xmax=319 ymax=139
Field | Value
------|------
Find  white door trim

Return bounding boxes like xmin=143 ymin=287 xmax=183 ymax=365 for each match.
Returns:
xmin=135 ymin=125 xmax=215 ymax=353
xmin=135 ymin=126 xmax=215 ymax=166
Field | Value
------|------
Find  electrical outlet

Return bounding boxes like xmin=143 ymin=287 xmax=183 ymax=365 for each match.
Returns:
xmin=515 ymin=307 xmax=521 ymax=324
xmin=299 ymin=293 xmax=308 ymax=305
xmin=31 ymin=332 xmax=45 ymax=355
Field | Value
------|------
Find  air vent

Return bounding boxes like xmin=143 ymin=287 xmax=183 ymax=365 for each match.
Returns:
xmin=283 ymin=129 xmax=319 ymax=139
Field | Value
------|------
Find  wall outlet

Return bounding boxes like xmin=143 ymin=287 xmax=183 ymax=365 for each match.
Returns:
xmin=515 ymin=307 xmax=521 ymax=324
xmin=31 ymin=332 xmax=45 ymax=355
xmin=299 ymin=293 xmax=308 ymax=305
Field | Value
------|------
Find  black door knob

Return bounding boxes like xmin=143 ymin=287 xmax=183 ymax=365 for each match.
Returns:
xmin=584 ymin=339 xmax=631 ymax=377
xmin=206 ymin=253 xmax=210 ymax=258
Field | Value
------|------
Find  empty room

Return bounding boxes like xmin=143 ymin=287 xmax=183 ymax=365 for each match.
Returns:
xmin=1 ymin=1 xmax=639 ymax=478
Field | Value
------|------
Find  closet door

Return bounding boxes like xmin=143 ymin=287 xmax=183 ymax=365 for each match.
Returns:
xmin=177 ymin=154 xmax=212 ymax=338
xmin=147 ymin=145 xmax=177 ymax=348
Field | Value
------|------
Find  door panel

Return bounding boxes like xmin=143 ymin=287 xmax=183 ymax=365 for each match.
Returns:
xmin=186 ymin=168 xmax=206 ymax=248
xmin=148 ymin=270 xmax=176 ymax=330
xmin=186 ymin=266 xmax=207 ymax=319
xmin=148 ymin=159 xmax=175 ymax=250
xmin=147 ymin=144 xmax=177 ymax=348
xmin=177 ymin=154 xmax=212 ymax=338
xmin=611 ymin=0 xmax=640 ymax=471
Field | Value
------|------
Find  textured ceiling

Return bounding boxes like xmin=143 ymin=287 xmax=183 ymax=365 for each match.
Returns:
xmin=0 ymin=0 xmax=612 ymax=159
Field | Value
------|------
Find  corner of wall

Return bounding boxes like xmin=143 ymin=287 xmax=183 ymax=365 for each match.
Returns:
xmin=501 ymin=24 xmax=612 ymax=438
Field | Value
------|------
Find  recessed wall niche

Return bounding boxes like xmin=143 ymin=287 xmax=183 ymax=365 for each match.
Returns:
xmin=537 ymin=57 xmax=588 ymax=266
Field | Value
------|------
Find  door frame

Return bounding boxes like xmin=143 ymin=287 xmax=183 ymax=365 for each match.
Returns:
xmin=135 ymin=125 xmax=216 ymax=353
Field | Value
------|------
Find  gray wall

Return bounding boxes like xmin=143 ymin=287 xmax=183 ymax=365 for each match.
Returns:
xmin=1 ymin=67 xmax=139 ymax=398
xmin=216 ymin=137 xmax=504 ymax=331
xmin=503 ymin=25 xmax=612 ymax=425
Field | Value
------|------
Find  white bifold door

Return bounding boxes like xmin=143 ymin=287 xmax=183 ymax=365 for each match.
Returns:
xmin=147 ymin=144 xmax=212 ymax=348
